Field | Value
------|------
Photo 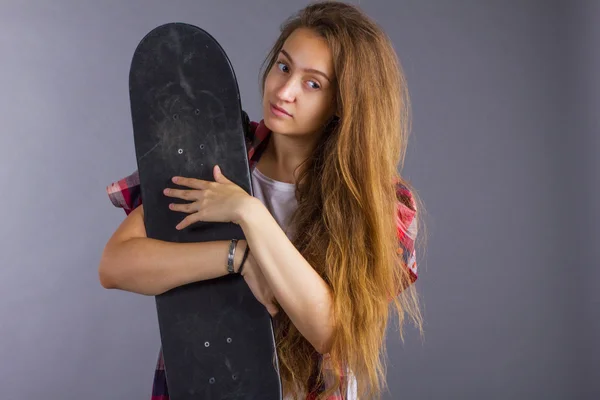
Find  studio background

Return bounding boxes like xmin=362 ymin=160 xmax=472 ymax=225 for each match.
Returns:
xmin=1 ymin=0 xmax=597 ymax=399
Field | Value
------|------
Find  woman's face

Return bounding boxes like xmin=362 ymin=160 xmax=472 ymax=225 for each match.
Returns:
xmin=262 ymin=27 xmax=337 ymax=137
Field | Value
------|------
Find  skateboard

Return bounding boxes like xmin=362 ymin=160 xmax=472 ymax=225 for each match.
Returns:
xmin=129 ymin=23 xmax=282 ymax=400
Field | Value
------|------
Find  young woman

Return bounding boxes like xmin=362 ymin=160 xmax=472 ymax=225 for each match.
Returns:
xmin=99 ymin=1 xmax=423 ymax=399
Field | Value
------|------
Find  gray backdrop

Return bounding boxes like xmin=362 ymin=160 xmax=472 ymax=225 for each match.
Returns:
xmin=1 ymin=0 xmax=596 ymax=399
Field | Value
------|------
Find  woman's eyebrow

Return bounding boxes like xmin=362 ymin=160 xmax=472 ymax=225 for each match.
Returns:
xmin=280 ymin=49 xmax=332 ymax=83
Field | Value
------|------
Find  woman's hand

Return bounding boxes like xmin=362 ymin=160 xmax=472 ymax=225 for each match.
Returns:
xmin=164 ymin=165 xmax=256 ymax=229
xmin=241 ymin=250 xmax=279 ymax=317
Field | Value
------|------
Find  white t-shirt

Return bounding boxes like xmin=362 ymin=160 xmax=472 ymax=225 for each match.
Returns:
xmin=250 ymin=167 xmax=357 ymax=400
xmin=251 ymin=167 xmax=298 ymax=240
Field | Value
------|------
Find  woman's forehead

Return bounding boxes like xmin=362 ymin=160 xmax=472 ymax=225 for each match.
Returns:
xmin=281 ymin=28 xmax=334 ymax=79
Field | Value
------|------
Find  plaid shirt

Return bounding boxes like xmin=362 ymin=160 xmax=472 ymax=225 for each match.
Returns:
xmin=106 ymin=117 xmax=418 ymax=400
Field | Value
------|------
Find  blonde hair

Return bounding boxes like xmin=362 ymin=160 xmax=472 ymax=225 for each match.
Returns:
xmin=259 ymin=2 xmax=425 ymax=398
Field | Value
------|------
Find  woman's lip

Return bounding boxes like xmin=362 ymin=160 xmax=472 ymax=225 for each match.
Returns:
xmin=270 ymin=103 xmax=291 ymax=117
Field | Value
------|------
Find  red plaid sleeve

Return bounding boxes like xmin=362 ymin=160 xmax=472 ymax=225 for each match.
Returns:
xmin=396 ymin=182 xmax=418 ymax=285
xmin=106 ymin=169 xmax=143 ymax=215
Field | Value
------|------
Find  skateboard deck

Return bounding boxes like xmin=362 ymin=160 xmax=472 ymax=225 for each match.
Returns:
xmin=129 ymin=23 xmax=282 ymax=400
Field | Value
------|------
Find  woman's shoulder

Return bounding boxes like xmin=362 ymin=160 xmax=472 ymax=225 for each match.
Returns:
xmin=394 ymin=179 xmax=418 ymax=245
xmin=394 ymin=180 xmax=416 ymax=212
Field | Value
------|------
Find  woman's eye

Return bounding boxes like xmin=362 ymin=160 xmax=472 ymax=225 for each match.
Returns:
xmin=276 ymin=60 xmax=320 ymax=90
xmin=277 ymin=62 xmax=289 ymax=73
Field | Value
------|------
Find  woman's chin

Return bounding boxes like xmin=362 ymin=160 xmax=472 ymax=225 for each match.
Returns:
xmin=263 ymin=114 xmax=290 ymax=133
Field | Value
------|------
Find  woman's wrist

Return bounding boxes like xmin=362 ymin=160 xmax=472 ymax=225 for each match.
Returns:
xmin=237 ymin=197 xmax=264 ymax=228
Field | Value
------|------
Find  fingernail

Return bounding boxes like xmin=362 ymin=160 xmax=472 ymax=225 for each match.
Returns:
xmin=172 ymin=177 xmax=179 ymax=182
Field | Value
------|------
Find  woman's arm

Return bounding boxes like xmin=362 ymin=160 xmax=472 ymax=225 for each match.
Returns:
xmin=98 ymin=205 xmax=247 ymax=296
xmin=240 ymin=198 xmax=335 ymax=354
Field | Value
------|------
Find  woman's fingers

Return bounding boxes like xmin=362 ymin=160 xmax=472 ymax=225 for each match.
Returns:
xmin=163 ymin=188 xmax=199 ymax=201
xmin=172 ymin=176 xmax=213 ymax=190
xmin=168 ymin=201 xmax=198 ymax=213
xmin=164 ymin=176 xmax=214 ymax=203
xmin=266 ymin=289 xmax=279 ymax=316
xmin=267 ymin=303 xmax=279 ymax=317
xmin=175 ymin=213 xmax=201 ymax=230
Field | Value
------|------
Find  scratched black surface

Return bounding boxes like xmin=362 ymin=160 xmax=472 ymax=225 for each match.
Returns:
xmin=129 ymin=23 xmax=282 ymax=400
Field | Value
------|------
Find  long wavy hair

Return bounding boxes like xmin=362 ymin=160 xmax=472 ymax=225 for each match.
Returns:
xmin=259 ymin=2 xmax=425 ymax=398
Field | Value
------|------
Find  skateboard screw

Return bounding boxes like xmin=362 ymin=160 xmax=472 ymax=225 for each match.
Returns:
xmin=173 ymin=114 xmax=179 ymax=120
xmin=209 ymin=377 xmax=215 ymax=384
xmin=204 ymin=342 xmax=210 ymax=347
xmin=178 ymin=149 xmax=183 ymax=154
xmin=195 ymin=109 xmax=200 ymax=115
xmin=199 ymin=144 xmax=205 ymax=149
xmin=232 ymin=374 xmax=238 ymax=381
xmin=226 ymin=338 xmax=232 ymax=343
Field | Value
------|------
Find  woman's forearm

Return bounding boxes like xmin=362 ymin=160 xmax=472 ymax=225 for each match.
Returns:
xmin=240 ymin=199 xmax=334 ymax=354
xmin=99 ymin=230 xmax=246 ymax=295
